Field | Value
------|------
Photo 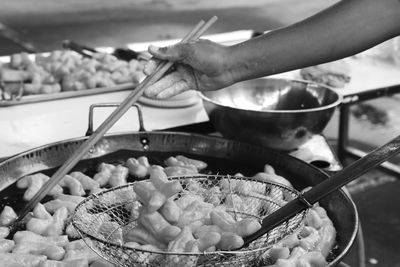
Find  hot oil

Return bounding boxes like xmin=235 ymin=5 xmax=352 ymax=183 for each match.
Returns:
xmin=0 ymin=150 xmax=265 ymax=212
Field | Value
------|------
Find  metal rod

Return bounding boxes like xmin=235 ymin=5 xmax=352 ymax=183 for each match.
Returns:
xmin=337 ymin=104 xmax=350 ymax=162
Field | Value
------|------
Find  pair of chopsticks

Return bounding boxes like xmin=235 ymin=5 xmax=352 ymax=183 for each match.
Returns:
xmin=11 ymin=16 xmax=218 ymax=229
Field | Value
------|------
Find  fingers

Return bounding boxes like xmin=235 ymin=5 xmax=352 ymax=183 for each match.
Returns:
xmin=143 ymin=59 xmax=159 ymax=76
xmin=144 ymin=71 xmax=188 ymax=98
xmin=156 ymin=80 xmax=189 ymax=99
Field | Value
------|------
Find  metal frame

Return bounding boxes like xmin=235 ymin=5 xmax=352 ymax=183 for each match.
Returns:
xmin=337 ymin=84 xmax=400 ymax=177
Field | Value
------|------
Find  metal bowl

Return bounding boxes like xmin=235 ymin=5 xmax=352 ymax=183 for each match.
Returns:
xmin=200 ymin=78 xmax=342 ymax=150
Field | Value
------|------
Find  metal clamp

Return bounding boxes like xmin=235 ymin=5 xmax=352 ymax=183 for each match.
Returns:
xmin=298 ymin=193 xmax=313 ymax=208
xmin=85 ymin=103 xmax=146 ymax=136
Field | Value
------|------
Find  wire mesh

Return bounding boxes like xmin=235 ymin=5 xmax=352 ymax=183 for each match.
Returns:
xmin=72 ymin=175 xmax=307 ymax=267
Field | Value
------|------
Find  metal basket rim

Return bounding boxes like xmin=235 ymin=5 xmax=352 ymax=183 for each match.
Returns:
xmin=71 ymin=174 xmax=307 ymax=257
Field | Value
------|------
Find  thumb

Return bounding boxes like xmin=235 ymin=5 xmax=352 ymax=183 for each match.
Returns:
xmin=148 ymin=44 xmax=188 ymax=62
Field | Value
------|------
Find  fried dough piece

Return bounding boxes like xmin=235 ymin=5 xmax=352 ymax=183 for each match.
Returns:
xmin=12 ymin=241 xmax=65 ymax=261
xmin=45 ymin=207 xmax=69 ymax=236
xmin=297 ymin=251 xmax=328 ymax=267
xmin=217 ymin=232 xmax=244 ymax=250
xmin=194 ymin=231 xmax=221 ymax=252
xmin=43 ymin=192 xmax=84 ymax=215
xmin=59 ymin=175 xmax=85 ymax=196
xmin=209 ymin=210 xmax=261 ymax=238
xmin=0 ymin=239 xmax=15 ymax=253
xmin=26 ymin=215 xmax=52 ymax=235
xmin=253 ymin=172 xmax=292 ymax=188
xmin=315 ymin=217 xmax=336 ymax=258
xmin=149 ymin=166 xmax=183 ymax=199
xmin=123 ymin=225 xmax=167 ymax=250
xmin=133 ymin=181 xmax=166 ymax=212
xmin=164 ymin=155 xmax=207 ymax=171
xmin=93 ymin=163 xmax=115 ymax=186
xmin=108 ymin=165 xmax=129 ymax=187
xmin=0 ymin=205 xmax=17 ymax=226
xmin=54 ymin=193 xmax=85 ymax=206
xmin=69 ymin=171 xmax=100 ymax=194
xmin=160 ymin=198 xmax=181 ymax=224
xmin=123 ymin=242 xmax=164 ymax=266
xmin=164 ymin=165 xmax=198 ymax=177
xmin=298 ymin=226 xmax=320 ymax=251
xmin=65 ymin=222 xmax=80 ymax=239
xmin=126 ymin=156 xmax=150 ymax=179
xmin=27 ymin=206 xmax=68 ymax=236
xmin=177 ymin=198 xmax=214 ymax=231
xmin=32 ymin=203 xmax=52 ymax=219
xmin=92 ymin=186 xmax=136 ymax=208
xmin=166 ymin=226 xmax=199 ymax=267
xmin=63 ymin=247 xmax=100 ymax=263
xmin=38 ymin=258 xmax=89 ymax=267
xmin=13 ymin=231 xmax=69 ymax=247
xmin=44 ymin=199 xmax=80 ymax=214
xmin=98 ymin=221 xmax=123 ymax=244
xmin=0 ymin=252 xmax=46 ymax=267
xmin=139 ymin=209 xmax=181 ymax=243
xmin=220 ymin=177 xmax=266 ymax=195
xmin=63 ymin=238 xmax=100 ymax=263
xmin=17 ymin=173 xmax=63 ymax=201
xmin=0 ymin=227 xmax=10 ymax=239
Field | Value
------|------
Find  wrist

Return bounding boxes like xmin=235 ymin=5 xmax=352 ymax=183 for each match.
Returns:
xmin=224 ymin=43 xmax=262 ymax=84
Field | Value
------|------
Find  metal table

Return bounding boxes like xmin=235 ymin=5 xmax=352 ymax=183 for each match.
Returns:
xmin=332 ymin=57 xmax=400 ymax=176
xmin=338 ymin=83 xmax=400 ymax=176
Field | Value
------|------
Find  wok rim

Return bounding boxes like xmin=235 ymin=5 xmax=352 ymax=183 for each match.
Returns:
xmin=0 ymin=130 xmax=358 ymax=266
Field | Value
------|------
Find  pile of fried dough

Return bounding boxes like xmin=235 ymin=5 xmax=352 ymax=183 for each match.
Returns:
xmin=0 ymin=50 xmax=146 ymax=97
xmin=0 ymin=155 xmax=336 ymax=267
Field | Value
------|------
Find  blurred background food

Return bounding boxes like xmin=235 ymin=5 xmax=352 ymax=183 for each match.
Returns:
xmin=299 ymin=60 xmax=352 ymax=89
xmin=0 ymin=51 xmax=145 ymax=99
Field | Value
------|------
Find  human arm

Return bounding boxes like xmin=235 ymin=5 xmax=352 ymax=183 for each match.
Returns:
xmin=228 ymin=0 xmax=400 ymax=82
xmin=144 ymin=0 xmax=400 ymax=98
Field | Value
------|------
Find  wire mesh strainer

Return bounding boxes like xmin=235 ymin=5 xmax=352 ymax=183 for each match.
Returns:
xmin=71 ymin=175 xmax=307 ymax=267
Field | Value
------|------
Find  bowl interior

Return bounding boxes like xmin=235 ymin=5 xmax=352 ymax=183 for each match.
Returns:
xmin=201 ymin=78 xmax=341 ymax=113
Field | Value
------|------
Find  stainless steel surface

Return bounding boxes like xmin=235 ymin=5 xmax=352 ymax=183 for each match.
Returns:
xmin=0 ymin=131 xmax=357 ymax=266
xmin=200 ymin=78 xmax=342 ymax=150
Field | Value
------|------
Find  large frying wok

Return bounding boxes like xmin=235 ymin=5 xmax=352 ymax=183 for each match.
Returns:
xmin=0 ymin=105 xmax=358 ymax=266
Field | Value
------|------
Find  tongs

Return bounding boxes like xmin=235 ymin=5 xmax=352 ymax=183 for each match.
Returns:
xmin=10 ymin=16 xmax=218 ymax=232
xmin=62 ymin=40 xmax=150 ymax=61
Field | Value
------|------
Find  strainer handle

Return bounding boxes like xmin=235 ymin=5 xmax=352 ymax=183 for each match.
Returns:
xmin=243 ymin=133 xmax=400 ymax=247
xmin=85 ymin=103 xmax=146 ymax=136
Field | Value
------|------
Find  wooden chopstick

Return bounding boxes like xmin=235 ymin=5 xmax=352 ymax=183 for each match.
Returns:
xmin=12 ymin=16 xmax=218 ymax=227
xmin=152 ymin=16 xmax=218 ymax=75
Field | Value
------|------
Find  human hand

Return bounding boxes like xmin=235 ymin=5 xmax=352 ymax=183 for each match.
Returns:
xmin=143 ymin=39 xmax=235 ymax=99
